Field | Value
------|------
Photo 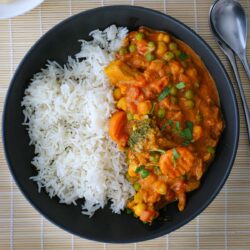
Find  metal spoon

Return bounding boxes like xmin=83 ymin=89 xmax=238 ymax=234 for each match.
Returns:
xmin=209 ymin=3 xmax=250 ymax=143
xmin=210 ymin=0 xmax=250 ymax=80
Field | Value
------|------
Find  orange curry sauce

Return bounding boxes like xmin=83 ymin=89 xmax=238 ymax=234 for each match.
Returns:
xmin=104 ymin=27 xmax=224 ymax=224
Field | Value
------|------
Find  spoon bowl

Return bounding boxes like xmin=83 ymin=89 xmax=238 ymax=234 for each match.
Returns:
xmin=210 ymin=0 xmax=250 ymax=79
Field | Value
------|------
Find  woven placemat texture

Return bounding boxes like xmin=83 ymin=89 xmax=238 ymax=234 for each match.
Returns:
xmin=0 ymin=0 xmax=250 ymax=249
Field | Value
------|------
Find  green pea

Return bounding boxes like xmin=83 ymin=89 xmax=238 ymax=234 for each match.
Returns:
xmin=186 ymin=99 xmax=195 ymax=108
xmin=169 ymin=42 xmax=177 ymax=51
xmin=185 ymin=90 xmax=194 ymax=99
xmin=148 ymin=41 xmax=156 ymax=51
xmin=163 ymin=51 xmax=175 ymax=61
xmin=129 ymin=44 xmax=137 ymax=53
xmin=133 ymin=182 xmax=141 ymax=191
xmin=195 ymin=80 xmax=200 ymax=88
xmin=157 ymin=107 xmax=165 ymax=119
xmin=170 ymin=96 xmax=178 ymax=104
xmin=135 ymin=32 xmax=144 ymax=40
xmin=141 ymin=169 xmax=149 ymax=179
xmin=145 ymin=52 xmax=155 ymax=61
xmin=170 ymin=86 xmax=177 ymax=96
xmin=127 ymin=113 xmax=134 ymax=120
xmin=119 ymin=47 xmax=128 ymax=55
xmin=173 ymin=49 xmax=181 ymax=57
xmin=149 ymin=154 xmax=159 ymax=163
xmin=207 ymin=146 xmax=215 ymax=154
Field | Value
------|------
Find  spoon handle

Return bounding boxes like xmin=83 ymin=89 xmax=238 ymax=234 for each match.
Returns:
xmin=228 ymin=52 xmax=250 ymax=143
xmin=239 ymin=52 xmax=250 ymax=80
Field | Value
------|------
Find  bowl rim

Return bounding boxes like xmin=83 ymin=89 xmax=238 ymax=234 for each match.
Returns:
xmin=2 ymin=5 xmax=239 ymax=243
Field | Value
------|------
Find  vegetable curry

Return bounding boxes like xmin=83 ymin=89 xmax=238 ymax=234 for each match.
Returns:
xmin=105 ymin=27 xmax=224 ymax=223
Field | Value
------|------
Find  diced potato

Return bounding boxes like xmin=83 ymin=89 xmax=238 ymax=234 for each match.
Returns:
xmin=104 ymin=60 xmax=142 ymax=85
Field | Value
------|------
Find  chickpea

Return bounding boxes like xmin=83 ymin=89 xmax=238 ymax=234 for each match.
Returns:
xmin=169 ymin=42 xmax=177 ymax=51
xmin=157 ymin=33 xmax=170 ymax=43
xmin=137 ymin=100 xmax=152 ymax=115
xmin=156 ymin=41 xmax=167 ymax=57
xmin=113 ymin=88 xmax=121 ymax=100
xmin=134 ymin=203 xmax=146 ymax=217
xmin=170 ymin=86 xmax=177 ymax=96
xmin=117 ymin=97 xmax=127 ymax=111
xmin=184 ymin=90 xmax=194 ymax=99
xmin=185 ymin=99 xmax=195 ymax=108
xmin=154 ymin=181 xmax=167 ymax=195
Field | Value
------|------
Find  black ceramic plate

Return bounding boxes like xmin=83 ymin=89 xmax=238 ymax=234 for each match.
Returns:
xmin=3 ymin=6 xmax=239 ymax=243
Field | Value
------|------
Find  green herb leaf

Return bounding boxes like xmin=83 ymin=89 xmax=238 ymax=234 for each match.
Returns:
xmin=126 ymin=208 xmax=133 ymax=214
xmin=175 ymin=82 xmax=186 ymax=89
xmin=179 ymin=52 xmax=189 ymax=60
xmin=141 ymin=169 xmax=150 ymax=179
xmin=158 ymin=87 xmax=170 ymax=101
xmin=150 ymin=149 xmax=166 ymax=154
xmin=161 ymin=123 xmax=167 ymax=131
xmin=172 ymin=148 xmax=180 ymax=168
xmin=207 ymin=146 xmax=215 ymax=154
xmin=149 ymin=101 xmax=156 ymax=114
xmin=172 ymin=148 xmax=180 ymax=160
xmin=175 ymin=121 xmax=181 ymax=132
xmin=180 ymin=121 xmax=193 ymax=145
xmin=183 ymin=140 xmax=191 ymax=146
xmin=168 ymin=119 xmax=174 ymax=127
xmin=180 ymin=128 xmax=193 ymax=140
xmin=135 ymin=165 xmax=145 ymax=173
xmin=185 ymin=121 xmax=193 ymax=130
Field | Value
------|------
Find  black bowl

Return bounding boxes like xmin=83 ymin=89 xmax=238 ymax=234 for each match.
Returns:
xmin=2 ymin=5 xmax=239 ymax=243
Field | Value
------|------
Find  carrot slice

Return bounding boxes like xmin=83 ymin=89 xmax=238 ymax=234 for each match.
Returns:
xmin=108 ymin=111 xmax=128 ymax=146
xmin=159 ymin=147 xmax=195 ymax=180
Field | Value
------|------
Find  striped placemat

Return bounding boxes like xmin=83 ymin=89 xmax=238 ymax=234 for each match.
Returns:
xmin=0 ymin=0 xmax=250 ymax=249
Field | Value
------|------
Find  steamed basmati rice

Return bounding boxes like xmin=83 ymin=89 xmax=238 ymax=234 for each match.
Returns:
xmin=21 ymin=25 xmax=134 ymax=216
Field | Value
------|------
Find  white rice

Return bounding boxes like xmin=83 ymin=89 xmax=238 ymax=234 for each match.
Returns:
xmin=21 ymin=25 xmax=134 ymax=216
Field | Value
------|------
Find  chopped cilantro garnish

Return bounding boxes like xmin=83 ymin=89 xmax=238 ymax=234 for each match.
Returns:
xmin=128 ymin=119 xmax=151 ymax=147
xmin=180 ymin=121 xmax=193 ymax=145
xmin=179 ymin=52 xmax=189 ymax=60
xmin=135 ymin=165 xmax=150 ymax=178
xmin=135 ymin=165 xmax=145 ymax=173
xmin=172 ymin=148 xmax=180 ymax=160
xmin=150 ymin=149 xmax=165 ymax=154
xmin=149 ymin=101 xmax=156 ymax=114
xmin=185 ymin=121 xmax=193 ymax=130
xmin=161 ymin=123 xmax=167 ymax=131
xmin=158 ymin=87 xmax=170 ymax=101
xmin=172 ymin=148 xmax=180 ymax=167
xmin=141 ymin=169 xmax=149 ymax=178
xmin=175 ymin=121 xmax=181 ymax=133
xmin=168 ymin=119 xmax=174 ymax=127
xmin=126 ymin=208 xmax=133 ymax=214
xmin=175 ymin=82 xmax=186 ymax=89
xmin=181 ymin=128 xmax=193 ymax=140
